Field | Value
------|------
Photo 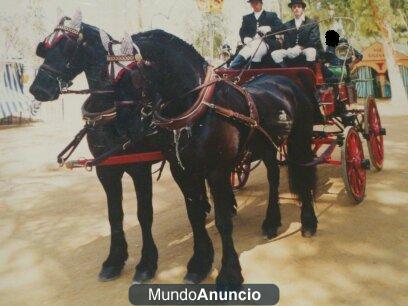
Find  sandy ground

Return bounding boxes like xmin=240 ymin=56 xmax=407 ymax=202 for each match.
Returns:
xmin=0 ymin=102 xmax=407 ymax=306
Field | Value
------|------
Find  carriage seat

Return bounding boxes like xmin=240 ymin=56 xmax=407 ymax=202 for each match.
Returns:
xmin=249 ymin=53 xmax=278 ymax=69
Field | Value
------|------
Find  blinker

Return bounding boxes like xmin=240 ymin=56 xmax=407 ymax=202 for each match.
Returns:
xmin=36 ymin=42 xmax=47 ymax=58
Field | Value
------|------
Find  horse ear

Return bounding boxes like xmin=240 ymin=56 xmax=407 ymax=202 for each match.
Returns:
xmin=99 ymin=30 xmax=110 ymax=51
xmin=120 ymin=32 xmax=133 ymax=55
xmin=69 ymin=9 xmax=82 ymax=30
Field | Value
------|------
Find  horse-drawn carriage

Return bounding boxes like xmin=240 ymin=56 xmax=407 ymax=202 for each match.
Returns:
xmin=224 ymin=62 xmax=385 ymax=204
xmin=30 ymin=14 xmax=387 ymax=286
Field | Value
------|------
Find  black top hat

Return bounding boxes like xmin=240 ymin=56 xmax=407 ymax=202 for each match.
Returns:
xmin=247 ymin=0 xmax=263 ymax=3
xmin=288 ymin=0 xmax=306 ymax=8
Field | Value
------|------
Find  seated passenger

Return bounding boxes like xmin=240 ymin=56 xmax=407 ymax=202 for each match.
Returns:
xmin=325 ymin=36 xmax=363 ymax=82
xmin=229 ymin=0 xmax=284 ymax=69
xmin=271 ymin=0 xmax=322 ymax=68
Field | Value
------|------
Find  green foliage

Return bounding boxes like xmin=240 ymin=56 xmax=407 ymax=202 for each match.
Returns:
xmin=193 ymin=12 xmax=227 ymax=58
xmin=295 ymin=0 xmax=407 ymax=44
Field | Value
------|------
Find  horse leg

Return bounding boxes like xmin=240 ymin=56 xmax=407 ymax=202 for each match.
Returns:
xmin=287 ymin=134 xmax=318 ymax=237
xmin=207 ymin=168 xmax=243 ymax=290
xmin=96 ymin=166 xmax=128 ymax=281
xmin=127 ymin=164 xmax=158 ymax=284
xmin=262 ymin=148 xmax=282 ymax=239
xmin=169 ymin=163 xmax=214 ymax=284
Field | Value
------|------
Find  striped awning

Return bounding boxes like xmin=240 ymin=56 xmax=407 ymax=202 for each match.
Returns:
xmin=0 ymin=62 xmax=35 ymax=119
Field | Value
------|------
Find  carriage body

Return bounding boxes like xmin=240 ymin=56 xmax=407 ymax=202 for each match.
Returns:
xmin=216 ymin=64 xmax=385 ymax=203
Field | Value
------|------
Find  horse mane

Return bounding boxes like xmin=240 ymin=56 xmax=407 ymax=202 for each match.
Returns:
xmin=132 ymin=29 xmax=207 ymax=67
xmin=131 ymin=30 xmax=207 ymax=104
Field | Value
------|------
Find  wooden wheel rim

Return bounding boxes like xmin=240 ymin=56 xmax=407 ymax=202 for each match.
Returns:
xmin=342 ymin=126 xmax=366 ymax=203
xmin=365 ymin=97 xmax=384 ymax=170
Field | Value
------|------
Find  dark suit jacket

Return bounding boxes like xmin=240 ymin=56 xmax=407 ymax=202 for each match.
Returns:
xmin=239 ymin=11 xmax=284 ymax=51
xmin=283 ymin=17 xmax=323 ymax=50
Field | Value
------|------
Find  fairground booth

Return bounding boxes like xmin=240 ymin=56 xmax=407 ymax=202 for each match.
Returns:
xmin=352 ymin=43 xmax=408 ymax=99
xmin=0 ymin=60 xmax=39 ymax=125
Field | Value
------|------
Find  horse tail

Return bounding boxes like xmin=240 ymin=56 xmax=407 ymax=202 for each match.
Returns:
xmin=287 ymin=86 xmax=317 ymax=198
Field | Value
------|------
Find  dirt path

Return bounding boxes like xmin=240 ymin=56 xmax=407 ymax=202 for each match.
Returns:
xmin=0 ymin=108 xmax=407 ymax=306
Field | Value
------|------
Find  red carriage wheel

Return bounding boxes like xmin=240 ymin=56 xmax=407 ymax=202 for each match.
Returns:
xmin=364 ymin=97 xmax=385 ymax=171
xmin=341 ymin=126 xmax=369 ymax=204
xmin=231 ymin=161 xmax=251 ymax=191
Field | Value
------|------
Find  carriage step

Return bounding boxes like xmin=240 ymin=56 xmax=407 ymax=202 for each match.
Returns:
xmin=336 ymin=134 xmax=344 ymax=146
xmin=361 ymin=159 xmax=371 ymax=170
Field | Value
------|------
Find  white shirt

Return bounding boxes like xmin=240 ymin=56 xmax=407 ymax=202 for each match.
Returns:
xmin=254 ymin=10 xmax=264 ymax=20
xmin=295 ymin=14 xmax=305 ymax=29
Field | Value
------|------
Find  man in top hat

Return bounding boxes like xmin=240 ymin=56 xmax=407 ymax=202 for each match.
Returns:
xmin=229 ymin=0 xmax=284 ymax=69
xmin=271 ymin=0 xmax=322 ymax=68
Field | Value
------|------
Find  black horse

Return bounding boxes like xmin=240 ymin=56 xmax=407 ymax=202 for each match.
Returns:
xmin=112 ymin=30 xmax=318 ymax=288
xmin=29 ymin=12 xmax=318 ymax=287
xmin=29 ymin=15 xmax=167 ymax=283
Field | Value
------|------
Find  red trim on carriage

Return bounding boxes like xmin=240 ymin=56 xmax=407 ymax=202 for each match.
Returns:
xmin=215 ymin=67 xmax=317 ymax=88
xmin=65 ymin=151 xmax=164 ymax=170
xmin=99 ymin=151 xmax=164 ymax=166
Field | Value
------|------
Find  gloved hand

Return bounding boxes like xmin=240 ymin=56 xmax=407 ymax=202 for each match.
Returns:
xmin=287 ymin=45 xmax=302 ymax=58
xmin=258 ymin=26 xmax=271 ymax=34
xmin=243 ymin=37 xmax=252 ymax=45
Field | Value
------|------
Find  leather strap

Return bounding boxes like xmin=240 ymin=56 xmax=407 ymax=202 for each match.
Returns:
xmin=153 ymin=66 xmax=217 ymax=130
xmin=54 ymin=25 xmax=79 ymax=36
xmin=152 ymin=67 xmax=280 ymax=161
xmin=81 ymin=97 xmax=117 ymax=125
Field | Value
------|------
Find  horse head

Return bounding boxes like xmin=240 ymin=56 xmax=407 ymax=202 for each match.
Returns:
xmin=30 ymin=10 xmax=111 ymax=101
xmin=113 ymin=30 xmax=208 ymax=143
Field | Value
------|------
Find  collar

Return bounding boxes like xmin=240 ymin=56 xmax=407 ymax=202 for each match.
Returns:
xmin=253 ymin=10 xmax=264 ymax=19
xmin=295 ymin=14 xmax=306 ymax=23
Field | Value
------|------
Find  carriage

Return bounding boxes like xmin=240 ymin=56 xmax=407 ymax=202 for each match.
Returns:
xmin=222 ymin=62 xmax=385 ymax=204
xmin=33 ymin=16 xmax=387 ymax=287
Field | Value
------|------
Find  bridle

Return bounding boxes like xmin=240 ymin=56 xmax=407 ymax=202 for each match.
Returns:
xmin=105 ymin=41 xmax=155 ymax=119
xmin=37 ymin=23 xmax=114 ymax=95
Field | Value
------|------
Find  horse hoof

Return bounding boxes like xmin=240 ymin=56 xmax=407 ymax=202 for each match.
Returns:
xmin=184 ymin=272 xmax=208 ymax=284
xmin=132 ymin=270 xmax=155 ymax=284
xmin=98 ymin=265 xmax=123 ymax=282
xmin=215 ymin=280 xmax=243 ymax=292
xmin=216 ymin=270 xmax=244 ymax=292
xmin=301 ymin=226 xmax=317 ymax=238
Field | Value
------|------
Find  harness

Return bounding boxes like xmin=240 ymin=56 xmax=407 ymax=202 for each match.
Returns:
xmin=54 ymin=27 xmax=161 ymax=171
xmin=152 ymin=66 xmax=281 ymax=166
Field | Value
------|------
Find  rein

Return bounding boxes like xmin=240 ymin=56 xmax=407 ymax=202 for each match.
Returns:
xmin=152 ymin=67 xmax=282 ymax=160
xmin=60 ymin=88 xmax=114 ymax=95
xmin=152 ymin=69 xmax=326 ymax=168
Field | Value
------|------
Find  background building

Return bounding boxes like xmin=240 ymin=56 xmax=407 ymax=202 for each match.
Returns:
xmin=353 ymin=43 xmax=408 ymax=99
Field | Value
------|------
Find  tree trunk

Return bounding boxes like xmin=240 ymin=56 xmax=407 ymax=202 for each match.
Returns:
xmin=382 ymin=24 xmax=408 ymax=112
xmin=368 ymin=0 xmax=408 ymax=112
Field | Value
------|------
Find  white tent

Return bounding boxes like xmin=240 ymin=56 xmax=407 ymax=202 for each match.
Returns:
xmin=0 ymin=60 xmax=38 ymax=120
